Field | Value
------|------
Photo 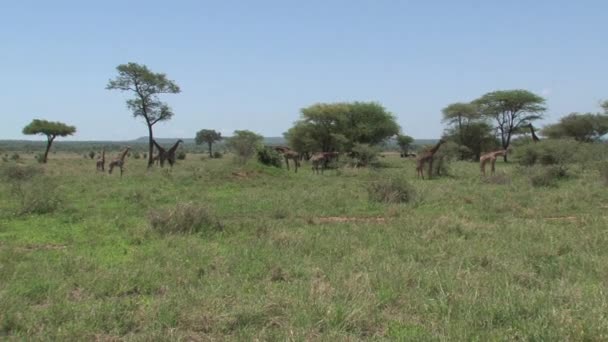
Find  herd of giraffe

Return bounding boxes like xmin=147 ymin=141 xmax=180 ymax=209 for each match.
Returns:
xmin=94 ymin=124 xmax=541 ymax=178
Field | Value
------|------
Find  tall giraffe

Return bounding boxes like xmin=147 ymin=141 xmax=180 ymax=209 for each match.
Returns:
xmin=273 ymin=146 xmax=300 ymax=172
xmin=96 ymin=148 xmax=106 ymax=171
xmin=152 ymin=139 xmax=183 ymax=167
xmin=528 ymin=123 xmax=540 ymax=142
xmin=415 ymin=139 xmax=445 ymax=179
xmin=108 ymin=147 xmax=131 ymax=177
xmin=310 ymin=152 xmax=339 ymax=174
xmin=480 ymin=146 xmax=511 ymax=176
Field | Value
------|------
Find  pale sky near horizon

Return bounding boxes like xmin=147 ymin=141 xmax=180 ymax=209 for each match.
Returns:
xmin=1 ymin=0 xmax=607 ymax=141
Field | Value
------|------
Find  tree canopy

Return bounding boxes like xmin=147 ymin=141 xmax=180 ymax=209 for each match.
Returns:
xmin=195 ymin=129 xmax=223 ymax=157
xmin=285 ymin=102 xmax=400 ymax=153
xmin=106 ymin=62 xmax=181 ymax=167
xmin=22 ymin=119 xmax=76 ymax=163
xmin=396 ymin=134 xmax=414 ymax=154
xmin=474 ymin=89 xmax=546 ymax=160
xmin=226 ymin=130 xmax=263 ymax=163
xmin=542 ymin=113 xmax=608 ymax=142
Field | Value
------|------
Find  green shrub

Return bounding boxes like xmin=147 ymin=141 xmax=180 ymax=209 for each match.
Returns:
xmin=176 ymin=151 xmax=186 ymax=160
xmin=132 ymin=151 xmax=141 ymax=159
xmin=213 ymin=151 xmax=223 ymax=159
xmin=88 ymin=151 xmax=95 ymax=159
xmin=1 ymin=164 xmax=63 ymax=215
xmin=10 ymin=153 xmax=20 ymax=161
xmin=256 ymin=147 xmax=283 ymax=168
xmin=148 ymin=202 xmax=222 ymax=235
xmin=515 ymin=139 xmax=580 ymax=166
xmin=529 ymin=165 xmax=568 ymax=188
xmin=18 ymin=178 xmax=64 ymax=215
xmin=368 ymin=175 xmax=416 ymax=204
xmin=1 ymin=164 xmax=44 ymax=182
xmin=350 ymin=143 xmax=380 ymax=167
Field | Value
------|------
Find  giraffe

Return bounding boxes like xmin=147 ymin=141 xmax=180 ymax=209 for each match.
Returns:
xmin=96 ymin=148 xmax=106 ymax=171
xmin=528 ymin=123 xmax=540 ymax=142
xmin=310 ymin=152 xmax=339 ymax=174
xmin=273 ymin=146 xmax=300 ymax=172
xmin=480 ymin=146 xmax=511 ymax=176
xmin=152 ymin=139 xmax=183 ymax=167
xmin=108 ymin=147 xmax=131 ymax=177
xmin=415 ymin=139 xmax=445 ymax=179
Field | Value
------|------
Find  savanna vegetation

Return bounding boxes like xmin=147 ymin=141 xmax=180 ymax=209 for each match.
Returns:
xmin=2 ymin=61 xmax=608 ymax=340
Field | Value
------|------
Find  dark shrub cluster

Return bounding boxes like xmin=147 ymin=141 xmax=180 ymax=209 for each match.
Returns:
xmin=148 ymin=202 xmax=223 ymax=235
xmin=368 ymin=175 xmax=416 ymax=204
xmin=256 ymin=147 xmax=283 ymax=168
xmin=528 ymin=165 xmax=568 ymax=188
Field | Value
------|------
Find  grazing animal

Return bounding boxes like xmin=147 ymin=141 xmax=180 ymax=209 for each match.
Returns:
xmin=273 ymin=146 xmax=301 ymax=172
xmin=311 ymin=152 xmax=339 ymax=174
xmin=152 ymin=139 xmax=183 ymax=167
xmin=108 ymin=147 xmax=131 ymax=177
xmin=96 ymin=148 xmax=105 ymax=171
xmin=415 ymin=139 xmax=445 ymax=179
xmin=480 ymin=146 xmax=511 ymax=176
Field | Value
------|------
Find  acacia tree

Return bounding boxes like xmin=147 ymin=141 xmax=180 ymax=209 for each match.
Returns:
xmin=542 ymin=113 xmax=608 ymax=142
xmin=396 ymin=134 xmax=414 ymax=155
xmin=106 ymin=62 xmax=180 ymax=167
xmin=285 ymin=102 xmax=400 ymax=153
xmin=22 ymin=119 xmax=76 ymax=163
xmin=226 ymin=130 xmax=264 ymax=163
xmin=441 ymin=102 xmax=481 ymax=145
xmin=195 ymin=129 xmax=222 ymax=157
xmin=474 ymin=90 xmax=546 ymax=161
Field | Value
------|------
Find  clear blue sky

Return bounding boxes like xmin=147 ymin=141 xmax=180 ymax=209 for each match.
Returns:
xmin=1 ymin=0 xmax=607 ymax=140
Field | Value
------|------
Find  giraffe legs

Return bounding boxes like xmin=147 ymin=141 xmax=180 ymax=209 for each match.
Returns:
xmin=428 ymin=160 xmax=434 ymax=179
xmin=490 ymin=158 xmax=496 ymax=175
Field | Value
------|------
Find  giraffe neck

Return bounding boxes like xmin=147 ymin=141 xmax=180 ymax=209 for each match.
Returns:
xmin=168 ymin=141 xmax=182 ymax=154
xmin=119 ymin=149 xmax=129 ymax=162
xmin=429 ymin=141 xmax=444 ymax=155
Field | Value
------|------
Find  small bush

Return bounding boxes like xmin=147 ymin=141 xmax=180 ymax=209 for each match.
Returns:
xmin=256 ymin=147 xmax=283 ymax=168
xmin=515 ymin=139 xmax=579 ymax=166
xmin=176 ymin=151 xmax=186 ymax=160
xmin=143 ymin=153 xmax=147 ymax=159
xmin=18 ymin=179 xmax=64 ymax=215
xmin=10 ymin=153 xmax=20 ymax=161
xmin=88 ymin=151 xmax=95 ymax=159
xmin=529 ymin=165 xmax=568 ymax=188
xmin=1 ymin=164 xmax=62 ymax=215
xmin=350 ymin=144 xmax=380 ymax=167
xmin=1 ymin=164 xmax=44 ymax=182
xmin=132 ymin=151 xmax=141 ymax=159
xmin=368 ymin=175 xmax=416 ymax=204
xmin=213 ymin=151 xmax=223 ymax=159
xmin=148 ymin=202 xmax=222 ymax=235
xmin=599 ymin=161 xmax=608 ymax=186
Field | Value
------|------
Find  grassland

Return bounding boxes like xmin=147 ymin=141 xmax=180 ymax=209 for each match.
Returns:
xmin=1 ymin=153 xmax=607 ymax=340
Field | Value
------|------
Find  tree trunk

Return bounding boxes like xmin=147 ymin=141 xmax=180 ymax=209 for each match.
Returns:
xmin=208 ymin=142 xmax=213 ymax=158
xmin=147 ymin=125 xmax=154 ymax=168
xmin=43 ymin=135 xmax=55 ymax=163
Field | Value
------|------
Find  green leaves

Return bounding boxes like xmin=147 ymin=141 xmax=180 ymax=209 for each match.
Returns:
xmin=286 ymin=101 xmax=400 ymax=153
xmin=107 ymin=62 xmax=180 ymax=125
xmin=473 ymin=89 xmax=546 ymax=148
xmin=541 ymin=113 xmax=608 ymax=142
xmin=22 ymin=119 xmax=76 ymax=138
xmin=195 ymin=129 xmax=222 ymax=145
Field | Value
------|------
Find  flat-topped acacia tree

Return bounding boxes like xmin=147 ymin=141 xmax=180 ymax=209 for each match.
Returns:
xmin=22 ymin=119 xmax=76 ymax=163
xmin=195 ymin=129 xmax=222 ymax=158
xmin=106 ymin=62 xmax=181 ymax=168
